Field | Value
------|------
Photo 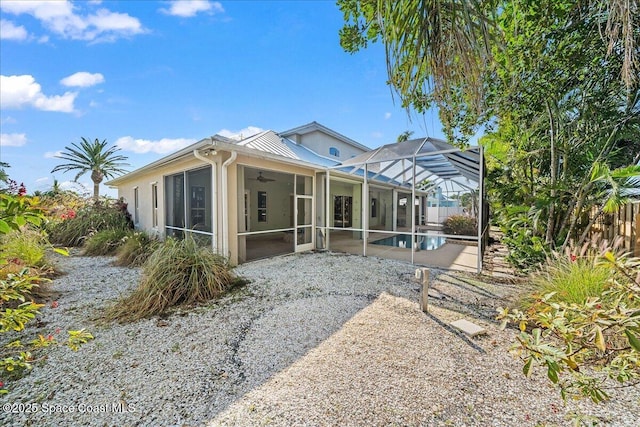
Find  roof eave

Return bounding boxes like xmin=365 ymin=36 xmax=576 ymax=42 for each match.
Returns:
xmin=106 ymin=138 xmax=215 ymax=187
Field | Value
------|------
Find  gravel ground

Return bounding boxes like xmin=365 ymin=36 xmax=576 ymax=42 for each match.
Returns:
xmin=1 ymin=251 xmax=638 ymax=426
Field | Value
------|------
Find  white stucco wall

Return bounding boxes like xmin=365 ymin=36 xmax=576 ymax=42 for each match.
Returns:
xmin=298 ymin=130 xmax=366 ymax=161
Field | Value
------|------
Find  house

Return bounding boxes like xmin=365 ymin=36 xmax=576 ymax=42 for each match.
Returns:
xmin=107 ymin=122 xmax=486 ymax=271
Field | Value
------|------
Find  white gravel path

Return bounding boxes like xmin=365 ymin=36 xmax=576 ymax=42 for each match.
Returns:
xmin=1 ymin=251 xmax=638 ymax=426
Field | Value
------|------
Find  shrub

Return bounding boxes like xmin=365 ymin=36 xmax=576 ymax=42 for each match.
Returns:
xmin=498 ymin=238 xmax=640 ymax=403
xmin=1 ymin=183 xmax=90 ymax=394
xmin=497 ymin=206 xmax=550 ymax=272
xmin=114 ymin=232 xmax=160 ymax=267
xmin=503 ymin=232 xmax=549 ymax=272
xmin=0 ymin=228 xmax=47 ymax=267
xmin=442 ymin=214 xmax=477 ymax=236
xmin=83 ymin=228 xmax=132 ymax=256
xmin=47 ymin=200 xmax=132 ymax=247
xmin=106 ymin=237 xmax=236 ymax=322
xmin=39 ymin=190 xmax=88 ymax=222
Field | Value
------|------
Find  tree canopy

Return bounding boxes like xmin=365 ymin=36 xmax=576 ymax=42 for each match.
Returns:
xmin=51 ymin=138 xmax=129 ymax=201
xmin=339 ymin=0 xmax=640 ymax=262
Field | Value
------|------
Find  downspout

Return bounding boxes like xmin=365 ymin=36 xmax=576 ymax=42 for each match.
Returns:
xmin=193 ymin=146 xmax=218 ymax=252
xmin=325 ymin=169 xmax=331 ymax=250
xmin=221 ymin=151 xmax=237 ymax=257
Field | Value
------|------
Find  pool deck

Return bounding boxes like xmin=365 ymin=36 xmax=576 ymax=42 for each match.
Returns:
xmin=328 ymin=230 xmax=479 ymax=272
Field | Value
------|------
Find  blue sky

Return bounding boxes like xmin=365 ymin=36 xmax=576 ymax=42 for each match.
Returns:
xmin=0 ymin=0 xmax=447 ymax=197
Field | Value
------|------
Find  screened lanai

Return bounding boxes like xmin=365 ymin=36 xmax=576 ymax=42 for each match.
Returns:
xmin=322 ymin=138 xmax=488 ymax=272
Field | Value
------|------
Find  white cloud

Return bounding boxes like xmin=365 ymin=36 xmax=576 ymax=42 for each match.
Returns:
xmin=160 ymin=0 xmax=224 ymax=17
xmin=86 ymin=9 xmax=144 ymax=40
xmin=371 ymin=131 xmax=383 ymax=139
xmin=384 ymin=112 xmax=392 ymax=120
xmin=0 ymin=19 xmax=28 ymax=40
xmin=44 ymin=150 xmax=63 ymax=158
xmin=217 ymin=126 xmax=264 ymax=140
xmin=0 ymin=75 xmax=77 ymax=113
xmin=60 ymin=71 xmax=105 ymax=87
xmin=0 ymin=133 xmax=27 ymax=147
xmin=0 ymin=0 xmax=145 ymax=42
xmin=115 ymin=136 xmax=197 ymax=154
xmin=35 ymin=177 xmax=50 ymax=183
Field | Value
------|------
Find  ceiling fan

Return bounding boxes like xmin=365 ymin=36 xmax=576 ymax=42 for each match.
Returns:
xmin=253 ymin=171 xmax=275 ymax=183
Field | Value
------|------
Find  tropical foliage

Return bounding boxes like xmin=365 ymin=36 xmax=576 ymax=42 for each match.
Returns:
xmin=339 ymin=0 xmax=640 ymax=270
xmin=51 ymin=137 xmax=129 ymax=201
xmin=498 ymin=240 xmax=640 ymax=403
xmin=0 ymin=182 xmax=92 ymax=394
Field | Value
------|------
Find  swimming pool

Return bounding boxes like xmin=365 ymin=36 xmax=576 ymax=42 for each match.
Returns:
xmin=370 ymin=235 xmax=446 ymax=250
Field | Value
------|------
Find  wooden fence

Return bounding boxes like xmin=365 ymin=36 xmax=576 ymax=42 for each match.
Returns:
xmin=589 ymin=201 xmax=640 ymax=256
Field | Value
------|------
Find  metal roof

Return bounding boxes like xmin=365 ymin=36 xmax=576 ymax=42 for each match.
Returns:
xmin=107 ymin=129 xmax=481 ymax=193
xmin=235 ymin=130 xmax=340 ymax=167
xmin=334 ymin=137 xmax=481 ymax=188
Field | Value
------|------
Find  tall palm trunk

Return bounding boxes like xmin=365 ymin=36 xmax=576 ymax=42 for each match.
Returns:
xmin=91 ymin=169 xmax=104 ymax=202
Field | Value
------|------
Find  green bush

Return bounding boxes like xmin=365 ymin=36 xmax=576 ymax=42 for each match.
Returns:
xmin=498 ymin=240 xmax=640 ymax=403
xmin=0 ymin=191 xmax=91 ymax=394
xmin=503 ymin=232 xmax=549 ymax=272
xmin=0 ymin=228 xmax=47 ymax=267
xmin=83 ymin=228 xmax=132 ymax=256
xmin=114 ymin=232 xmax=160 ymax=267
xmin=47 ymin=200 xmax=132 ymax=247
xmin=106 ymin=237 xmax=236 ymax=322
xmin=442 ymin=214 xmax=477 ymax=236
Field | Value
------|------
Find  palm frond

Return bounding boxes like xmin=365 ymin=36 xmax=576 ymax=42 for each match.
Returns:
xmin=50 ymin=137 xmax=129 ymax=199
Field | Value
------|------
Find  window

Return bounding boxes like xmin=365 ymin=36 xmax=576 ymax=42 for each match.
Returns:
xmin=151 ymin=183 xmax=158 ymax=227
xmin=329 ymin=147 xmax=340 ymax=157
xmin=133 ymin=187 xmax=139 ymax=224
xmin=165 ymin=173 xmax=185 ymax=234
xmin=164 ymin=166 xmax=212 ymax=241
xmin=257 ymin=191 xmax=267 ymax=222
xmin=371 ymin=198 xmax=378 ymax=218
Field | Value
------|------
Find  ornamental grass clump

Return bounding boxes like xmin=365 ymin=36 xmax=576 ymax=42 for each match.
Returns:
xmin=83 ymin=228 xmax=131 ymax=256
xmin=114 ymin=231 xmax=159 ymax=267
xmin=106 ymin=237 xmax=235 ymax=322
xmin=523 ymin=254 xmax=612 ymax=308
xmin=0 ymin=228 xmax=47 ymax=267
xmin=47 ymin=199 xmax=132 ymax=247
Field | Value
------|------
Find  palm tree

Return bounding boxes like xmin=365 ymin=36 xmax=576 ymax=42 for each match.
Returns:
xmin=396 ymin=130 xmax=414 ymax=143
xmin=51 ymin=138 xmax=129 ymax=201
xmin=339 ymin=0 xmax=638 ymax=128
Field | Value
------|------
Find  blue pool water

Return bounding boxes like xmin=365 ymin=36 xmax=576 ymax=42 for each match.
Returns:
xmin=371 ymin=235 xmax=446 ymax=250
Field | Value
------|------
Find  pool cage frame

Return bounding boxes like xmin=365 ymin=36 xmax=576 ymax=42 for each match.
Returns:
xmin=322 ymin=137 xmax=488 ymax=273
